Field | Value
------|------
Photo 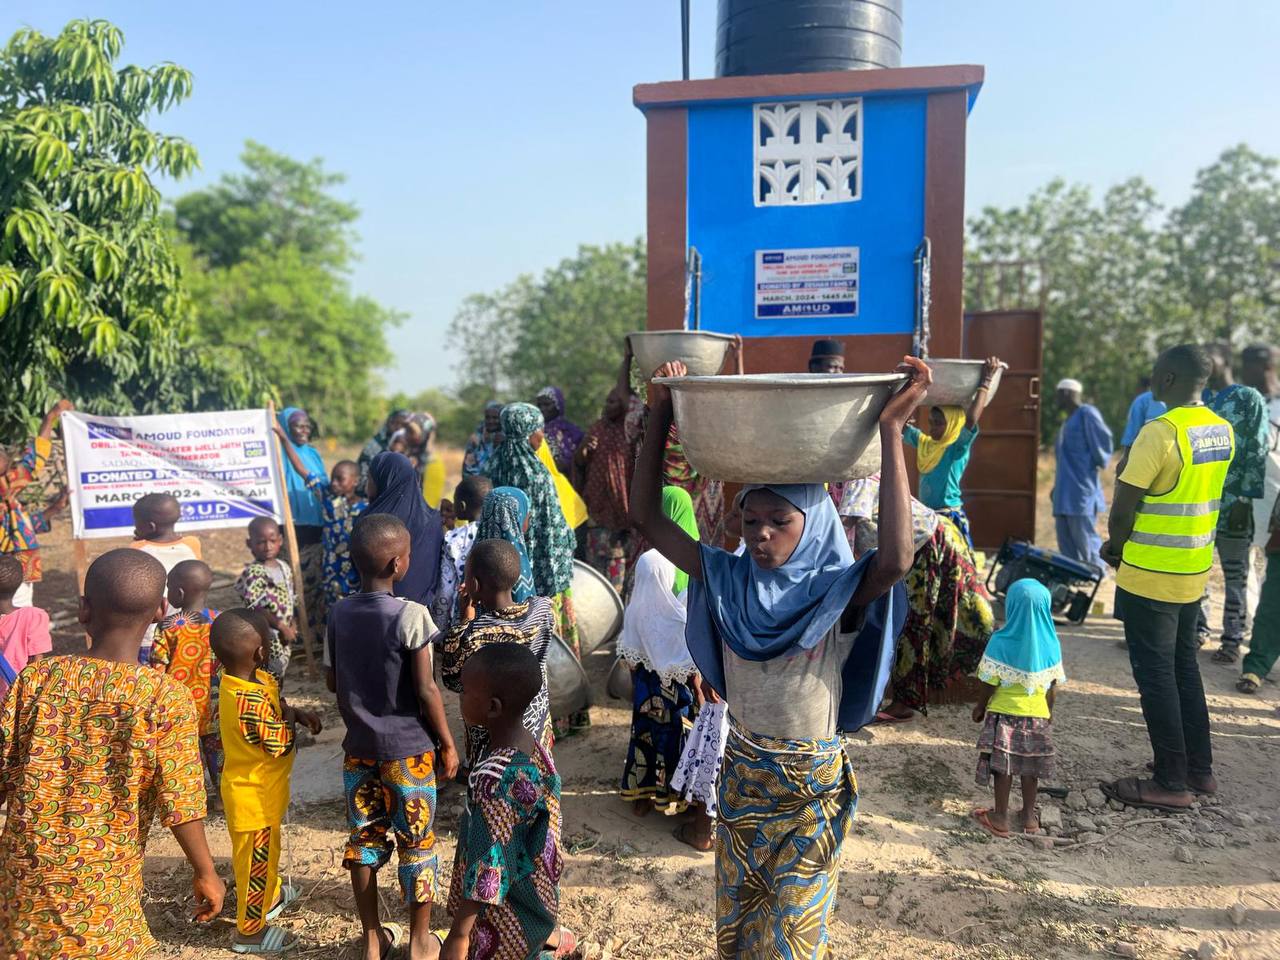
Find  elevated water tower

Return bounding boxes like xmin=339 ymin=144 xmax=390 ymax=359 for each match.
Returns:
xmin=635 ymin=0 xmax=1044 ymax=547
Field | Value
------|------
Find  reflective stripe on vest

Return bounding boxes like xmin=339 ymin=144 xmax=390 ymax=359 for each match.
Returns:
xmin=1121 ymin=405 xmax=1234 ymax=576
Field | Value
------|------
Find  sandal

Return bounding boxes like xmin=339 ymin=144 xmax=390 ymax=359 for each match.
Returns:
xmin=672 ymin=821 xmax=715 ymax=852
xmin=1141 ymin=763 xmax=1217 ymax=796
xmin=265 ymin=882 xmax=300 ymax=922
xmin=542 ymin=926 xmax=578 ymax=959
xmin=870 ymin=710 xmax=915 ymax=725
xmin=971 ymin=807 xmax=1010 ymax=839
xmin=1237 ymin=674 xmax=1261 ymax=695
xmin=377 ymin=923 xmax=404 ymax=959
xmin=231 ymin=926 xmax=300 ymax=955
xmin=1099 ymin=777 xmax=1192 ymax=813
xmin=1212 ymin=646 xmax=1239 ymax=664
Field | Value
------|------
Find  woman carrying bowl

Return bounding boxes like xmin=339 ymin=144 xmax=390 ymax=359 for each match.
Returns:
xmin=630 ymin=356 xmax=928 ymax=960
xmin=903 ymin=356 xmax=1003 ymax=546
xmin=838 ymin=474 xmax=994 ymax=723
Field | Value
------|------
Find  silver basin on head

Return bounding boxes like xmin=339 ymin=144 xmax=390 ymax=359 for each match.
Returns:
xmin=629 ymin=330 xmax=736 ymax=379
xmin=655 ymin=373 xmax=907 ymax=484
xmin=921 ymin=359 xmax=1003 ymax=407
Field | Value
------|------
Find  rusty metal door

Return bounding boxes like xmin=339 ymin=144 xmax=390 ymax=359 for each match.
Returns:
xmin=961 ymin=309 xmax=1043 ymax=549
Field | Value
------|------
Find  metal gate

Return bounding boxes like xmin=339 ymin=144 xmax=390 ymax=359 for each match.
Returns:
xmin=961 ymin=309 xmax=1043 ymax=549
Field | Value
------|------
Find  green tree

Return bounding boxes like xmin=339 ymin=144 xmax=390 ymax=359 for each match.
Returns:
xmin=0 ymin=19 xmax=254 ymax=439
xmin=966 ymin=178 xmax=1189 ymax=442
xmin=1167 ymin=144 xmax=1280 ymax=343
xmin=174 ymin=143 xmax=401 ymax=440
xmin=450 ymin=241 xmax=646 ymax=427
xmin=173 ymin=140 xmax=357 ymax=270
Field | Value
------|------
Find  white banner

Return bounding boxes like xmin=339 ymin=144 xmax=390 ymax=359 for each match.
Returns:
xmin=755 ymin=246 xmax=859 ymax=319
xmin=62 ymin=409 xmax=284 ymax=540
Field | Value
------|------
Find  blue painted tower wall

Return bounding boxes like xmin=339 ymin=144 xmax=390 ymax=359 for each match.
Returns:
xmin=686 ymin=92 xmax=927 ymax=338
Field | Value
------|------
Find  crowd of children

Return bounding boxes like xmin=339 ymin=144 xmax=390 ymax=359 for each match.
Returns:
xmin=0 ymin=361 xmax=1146 ymax=960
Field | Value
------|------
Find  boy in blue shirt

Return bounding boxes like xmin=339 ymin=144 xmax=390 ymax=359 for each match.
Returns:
xmin=327 ymin=513 xmax=459 ymax=960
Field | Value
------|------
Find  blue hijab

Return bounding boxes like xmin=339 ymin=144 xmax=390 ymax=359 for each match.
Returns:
xmin=685 ymin=483 xmax=906 ymax=733
xmin=478 ymin=487 xmax=536 ymax=603
xmin=977 ymin=578 xmax=1066 ymax=693
xmin=278 ymin=406 xmax=327 ymax=528
xmin=365 ymin=451 xmax=443 ymax=606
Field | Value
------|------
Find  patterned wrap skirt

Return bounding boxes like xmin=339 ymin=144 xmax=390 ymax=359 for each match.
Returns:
xmin=894 ymin=517 xmax=993 ymax=712
xmin=716 ymin=719 xmax=856 ymax=960
xmin=620 ymin=667 xmax=694 ymax=808
xmin=975 ymin=712 xmax=1056 ymax=784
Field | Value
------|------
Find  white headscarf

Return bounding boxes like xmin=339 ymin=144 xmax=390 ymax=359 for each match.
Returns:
xmin=617 ymin=550 xmax=695 ymax=683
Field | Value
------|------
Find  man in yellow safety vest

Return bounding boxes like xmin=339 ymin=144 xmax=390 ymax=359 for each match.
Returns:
xmin=1100 ymin=344 xmax=1232 ymax=813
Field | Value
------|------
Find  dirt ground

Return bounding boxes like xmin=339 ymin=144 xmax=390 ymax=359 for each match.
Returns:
xmin=22 ymin=452 xmax=1280 ymax=959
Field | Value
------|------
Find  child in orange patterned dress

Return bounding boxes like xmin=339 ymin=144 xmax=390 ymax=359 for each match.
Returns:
xmin=130 ymin=492 xmax=203 ymax=664
xmin=151 ymin=559 xmax=224 ymax=805
xmin=0 ymin=548 xmax=223 ymax=958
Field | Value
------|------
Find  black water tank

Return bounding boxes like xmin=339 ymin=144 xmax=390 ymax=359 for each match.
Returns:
xmin=716 ymin=0 xmax=904 ymax=77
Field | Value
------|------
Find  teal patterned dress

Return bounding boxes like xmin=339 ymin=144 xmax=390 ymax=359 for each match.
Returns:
xmin=447 ymin=744 xmax=563 ymax=960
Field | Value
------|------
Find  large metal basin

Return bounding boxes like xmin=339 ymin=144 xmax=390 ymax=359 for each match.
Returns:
xmin=655 ymin=373 xmax=906 ymax=483
xmin=571 ymin=559 xmax=623 ymax=657
xmin=545 ymin=631 xmax=591 ymax=717
xmin=629 ymin=331 xmax=735 ymax=379
xmin=922 ymin=359 xmax=1002 ymax=407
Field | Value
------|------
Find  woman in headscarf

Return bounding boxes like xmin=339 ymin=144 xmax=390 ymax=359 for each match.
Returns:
xmin=485 ymin=402 xmax=586 ymax=735
xmin=838 ymin=473 xmax=994 ymax=723
xmin=902 ymin=356 xmax=1002 ymax=545
xmin=630 ymin=357 xmax=928 ymax=960
xmin=277 ymin=407 xmax=328 ymax=632
xmin=576 ymin=385 xmax=642 ymax=592
xmin=462 ymin=401 xmax=503 ymax=477
xmin=662 ymin=424 xmax=726 ymax=547
xmin=636 ymin=337 xmax=743 ymax=547
xmin=535 ymin=386 xmax=584 ymax=475
xmin=391 ymin=412 xmax=447 ymax=510
xmin=357 ymin=408 xmax=410 ymax=493
xmin=476 ymin=487 xmax=536 ymax=603
xmin=363 ymin=451 xmax=443 ymax=606
xmin=618 ymin=487 xmax=700 ymax=822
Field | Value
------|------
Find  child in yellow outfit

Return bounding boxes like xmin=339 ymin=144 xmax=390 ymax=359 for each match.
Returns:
xmin=212 ymin=608 xmax=322 ymax=955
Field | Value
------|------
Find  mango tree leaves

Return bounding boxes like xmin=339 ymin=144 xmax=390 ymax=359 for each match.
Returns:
xmin=0 ymin=18 xmax=254 ymax=441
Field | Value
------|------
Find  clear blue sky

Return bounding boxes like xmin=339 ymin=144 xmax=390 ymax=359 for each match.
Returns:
xmin=8 ymin=2 xmax=1280 ymax=393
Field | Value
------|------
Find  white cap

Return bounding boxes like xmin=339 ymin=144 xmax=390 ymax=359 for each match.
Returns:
xmin=1056 ymin=378 xmax=1083 ymax=393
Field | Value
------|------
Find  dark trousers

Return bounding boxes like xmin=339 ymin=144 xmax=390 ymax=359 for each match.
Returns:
xmin=1116 ymin=588 xmax=1213 ymax=792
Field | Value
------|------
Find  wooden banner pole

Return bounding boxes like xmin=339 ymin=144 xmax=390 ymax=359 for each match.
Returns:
xmin=267 ymin=402 xmax=319 ymax=680
xmin=72 ymin=537 xmax=89 ymax=649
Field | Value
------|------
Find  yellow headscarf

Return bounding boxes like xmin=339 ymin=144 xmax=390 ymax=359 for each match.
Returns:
xmin=915 ymin=406 xmax=966 ymax=474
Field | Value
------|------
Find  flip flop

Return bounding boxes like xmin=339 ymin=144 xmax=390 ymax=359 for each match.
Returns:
xmin=870 ymin=710 xmax=915 ymax=725
xmin=1140 ymin=763 xmax=1217 ymax=796
xmin=231 ymin=926 xmax=300 ymax=955
xmin=1237 ymin=674 xmax=1261 ymax=694
xmin=542 ymin=926 xmax=578 ymax=959
xmin=672 ymin=821 xmax=715 ymax=852
xmin=375 ymin=923 xmax=405 ymax=959
xmin=971 ymin=807 xmax=1010 ymax=838
xmin=1099 ymin=777 xmax=1192 ymax=814
xmin=265 ymin=882 xmax=300 ymax=921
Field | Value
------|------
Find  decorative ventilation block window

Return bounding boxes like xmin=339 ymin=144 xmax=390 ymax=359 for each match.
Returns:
xmin=754 ymin=99 xmax=862 ymax=206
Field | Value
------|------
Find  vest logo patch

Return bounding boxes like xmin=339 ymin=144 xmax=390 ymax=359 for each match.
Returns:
xmin=1188 ymin=424 xmax=1232 ymax=464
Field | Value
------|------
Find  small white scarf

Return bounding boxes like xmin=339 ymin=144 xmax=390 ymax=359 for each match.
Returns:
xmin=617 ymin=549 xmax=695 ymax=683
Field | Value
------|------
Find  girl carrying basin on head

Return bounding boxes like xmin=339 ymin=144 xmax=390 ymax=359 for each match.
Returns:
xmin=903 ymin=356 xmax=1003 ymax=546
xmin=629 ymin=356 xmax=930 ymax=960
